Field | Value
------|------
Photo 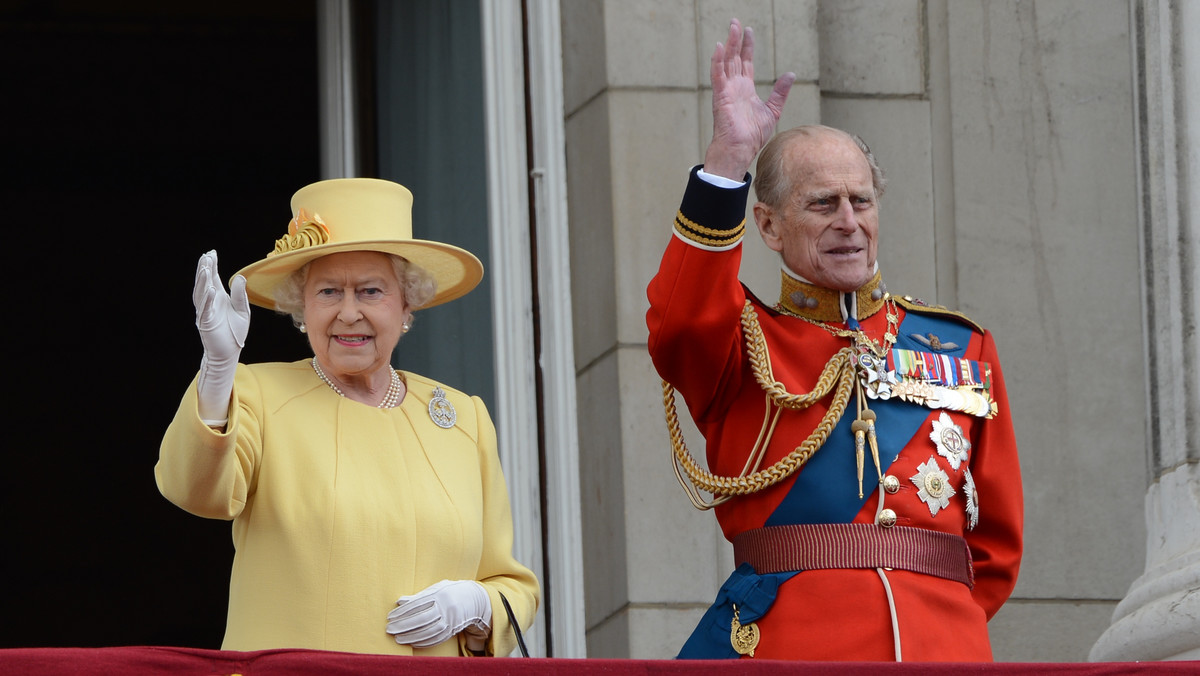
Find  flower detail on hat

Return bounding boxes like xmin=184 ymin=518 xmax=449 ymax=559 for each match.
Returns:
xmin=270 ymin=208 xmax=330 ymax=257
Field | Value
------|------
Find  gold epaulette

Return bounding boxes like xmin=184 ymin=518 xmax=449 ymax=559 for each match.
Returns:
xmin=894 ymin=295 xmax=984 ymax=333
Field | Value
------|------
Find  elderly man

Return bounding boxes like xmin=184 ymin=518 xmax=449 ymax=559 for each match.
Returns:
xmin=646 ymin=20 xmax=1022 ymax=661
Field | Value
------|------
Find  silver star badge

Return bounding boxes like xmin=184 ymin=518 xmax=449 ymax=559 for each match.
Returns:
xmin=911 ymin=456 xmax=956 ymax=517
xmin=963 ymin=468 xmax=979 ymax=530
xmin=930 ymin=412 xmax=971 ymax=470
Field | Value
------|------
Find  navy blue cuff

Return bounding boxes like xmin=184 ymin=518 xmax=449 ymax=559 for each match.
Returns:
xmin=673 ymin=166 xmax=751 ymax=248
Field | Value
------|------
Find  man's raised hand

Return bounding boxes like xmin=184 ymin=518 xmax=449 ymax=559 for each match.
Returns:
xmin=703 ymin=19 xmax=795 ymax=180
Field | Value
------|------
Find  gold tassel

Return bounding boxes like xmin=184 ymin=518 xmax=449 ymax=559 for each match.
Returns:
xmin=861 ymin=409 xmax=883 ymax=483
xmin=852 ymin=419 xmax=869 ymax=498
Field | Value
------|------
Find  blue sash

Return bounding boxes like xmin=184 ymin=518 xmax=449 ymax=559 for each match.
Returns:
xmin=677 ymin=310 xmax=972 ymax=659
xmin=677 ymin=563 xmax=795 ymax=659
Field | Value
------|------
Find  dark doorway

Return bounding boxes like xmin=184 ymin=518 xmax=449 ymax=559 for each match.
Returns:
xmin=1 ymin=1 xmax=320 ymax=648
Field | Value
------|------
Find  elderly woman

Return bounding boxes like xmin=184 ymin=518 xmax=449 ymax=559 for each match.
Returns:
xmin=156 ymin=178 xmax=539 ymax=657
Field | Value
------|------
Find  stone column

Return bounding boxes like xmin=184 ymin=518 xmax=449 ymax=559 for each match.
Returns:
xmin=560 ymin=0 xmax=823 ymax=657
xmin=1090 ymin=0 xmax=1200 ymax=661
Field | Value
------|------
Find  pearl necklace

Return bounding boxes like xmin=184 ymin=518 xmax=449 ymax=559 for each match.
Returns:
xmin=311 ymin=357 xmax=403 ymax=409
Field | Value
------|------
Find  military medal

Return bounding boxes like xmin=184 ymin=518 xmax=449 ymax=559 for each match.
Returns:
xmin=857 ymin=352 xmax=896 ymax=400
xmin=428 ymin=387 xmax=457 ymax=429
xmin=890 ymin=378 xmax=937 ymax=406
xmin=963 ymin=468 xmax=979 ymax=530
xmin=930 ymin=412 xmax=970 ymax=469
xmin=911 ymin=456 xmax=955 ymax=516
xmin=889 ymin=349 xmax=998 ymax=419
xmin=730 ymin=604 xmax=760 ymax=657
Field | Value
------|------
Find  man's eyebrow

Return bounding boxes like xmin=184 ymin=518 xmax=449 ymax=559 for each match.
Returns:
xmin=802 ymin=188 xmax=875 ymax=202
xmin=802 ymin=189 xmax=838 ymax=202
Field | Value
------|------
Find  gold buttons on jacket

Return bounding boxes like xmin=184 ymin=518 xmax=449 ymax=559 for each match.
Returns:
xmin=882 ymin=475 xmax=900 ymax=494
xmin=878 ymin=509 xmax=897 ymax=528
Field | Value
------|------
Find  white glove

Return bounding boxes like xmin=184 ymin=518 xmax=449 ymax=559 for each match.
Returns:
xmin=386 ymin=579 xmax=491 ymax=649
xmin=192 ymin=250 xmax=250 ymax=426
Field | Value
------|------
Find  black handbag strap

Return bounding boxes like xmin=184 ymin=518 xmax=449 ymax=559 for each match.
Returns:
xmin=498 ymin=592 xmax=529 ymax=657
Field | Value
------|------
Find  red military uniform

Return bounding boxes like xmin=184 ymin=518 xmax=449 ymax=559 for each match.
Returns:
xmin=647 ymin=168 xmax=1023 ymax=661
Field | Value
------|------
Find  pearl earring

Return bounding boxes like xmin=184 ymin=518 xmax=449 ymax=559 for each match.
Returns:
xmin=299 ymin=323 xmax=307 ymax=333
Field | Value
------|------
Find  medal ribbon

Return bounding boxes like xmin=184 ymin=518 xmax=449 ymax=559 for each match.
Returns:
xmin=889 ymin=348 xmax=992 ymax=393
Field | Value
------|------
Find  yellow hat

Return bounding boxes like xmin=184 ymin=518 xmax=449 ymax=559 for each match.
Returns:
xmin=234 ymin=178 xmax=483 ymax=310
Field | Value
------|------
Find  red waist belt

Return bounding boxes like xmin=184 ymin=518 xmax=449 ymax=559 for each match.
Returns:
xmin=732 ymin=523 xmax=975 ymax=588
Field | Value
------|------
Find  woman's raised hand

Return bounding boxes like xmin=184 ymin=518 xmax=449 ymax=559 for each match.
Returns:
xmin=703 ymin=19 xmax=795 ymax=181
xmin=192 ymin=250 xmax=250 ymax=426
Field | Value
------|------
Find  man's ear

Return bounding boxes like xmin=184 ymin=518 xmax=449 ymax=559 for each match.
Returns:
xmin=754 ymin=202 xmax=784 ymax=253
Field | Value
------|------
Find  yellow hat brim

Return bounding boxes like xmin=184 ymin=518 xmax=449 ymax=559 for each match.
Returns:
xmin=233 ymin=239 xmax=484 ymax=311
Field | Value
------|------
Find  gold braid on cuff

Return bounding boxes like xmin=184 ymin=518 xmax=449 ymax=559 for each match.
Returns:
xmin=664 ymin=301 xmax=856 ymax=510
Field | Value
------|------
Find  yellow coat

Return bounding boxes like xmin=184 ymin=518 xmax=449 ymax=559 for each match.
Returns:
xmin=156 ymin=360 xmax=539 ymax=656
